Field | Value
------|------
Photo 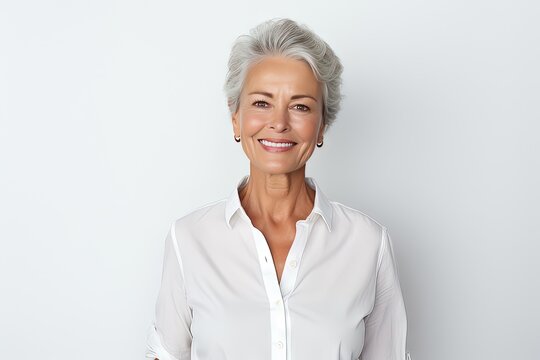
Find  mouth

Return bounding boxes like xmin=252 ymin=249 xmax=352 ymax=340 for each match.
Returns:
xmin=258 ymin=138 xmax=297 ymax=152
xmin=258 ymin=138 xmax=297 ymax=147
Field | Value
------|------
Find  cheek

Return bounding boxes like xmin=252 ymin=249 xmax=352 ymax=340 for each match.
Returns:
xmin=239 ymin=112 xmax=268 ymax=133
xmin=293 ymin=118 xmax=321 ymax=140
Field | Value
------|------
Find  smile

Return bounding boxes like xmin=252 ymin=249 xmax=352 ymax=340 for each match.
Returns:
xmin=258 ymin=139 xmax=297 ymax=152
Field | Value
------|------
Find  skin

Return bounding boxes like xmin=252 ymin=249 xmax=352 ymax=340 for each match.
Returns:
xmin=231 ymin=55 xmax=326 ymax=284
xmin=153 ymin=55 xmax=325 ymax=360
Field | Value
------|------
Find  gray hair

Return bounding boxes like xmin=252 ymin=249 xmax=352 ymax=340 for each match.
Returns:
xmin=223 ymin=18 xmax=344 ymax=130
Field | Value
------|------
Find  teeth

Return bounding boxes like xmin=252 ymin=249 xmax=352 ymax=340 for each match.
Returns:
xmin=260 ymin=139 xmax=295 ymax=148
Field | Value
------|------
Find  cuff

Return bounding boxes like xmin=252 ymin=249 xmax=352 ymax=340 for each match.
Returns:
xmin=145 ymin=323 xmax=182 ymax=360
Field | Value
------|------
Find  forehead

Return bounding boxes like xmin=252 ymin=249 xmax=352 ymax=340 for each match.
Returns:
xmin=243 ymin=56 xmax=321 ymax=97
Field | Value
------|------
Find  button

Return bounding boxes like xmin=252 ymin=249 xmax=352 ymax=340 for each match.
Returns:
xmin=274 ymin=298 xmax=282 ymax=306
xmin=276 ymin=340 xmax=284 ymax=349
xmin=289 ymin=260 xmax=298 ymax=268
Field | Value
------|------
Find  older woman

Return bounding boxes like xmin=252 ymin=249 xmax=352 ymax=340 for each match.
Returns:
xmin=146 ymin=18 xmax=410 ymax=360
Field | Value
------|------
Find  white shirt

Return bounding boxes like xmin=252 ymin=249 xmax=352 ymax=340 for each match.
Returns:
xmin=146 ymin=175 xmax=411 ymax=360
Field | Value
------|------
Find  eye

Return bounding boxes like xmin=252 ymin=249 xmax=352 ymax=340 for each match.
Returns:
xmin=293 ymin=104 xmax=310 ymax=112
xmin=253 ymin=100 xmax=269 ymax=108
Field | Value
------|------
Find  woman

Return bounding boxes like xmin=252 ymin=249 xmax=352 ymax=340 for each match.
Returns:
xmin=146 ymin=18 xmax=411 ymax=360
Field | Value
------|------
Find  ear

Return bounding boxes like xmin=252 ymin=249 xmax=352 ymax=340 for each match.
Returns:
xmin=231 ymin=110 xmax=240 ymax=135
xmin=318 ymin=120 xmax=326 ymax=141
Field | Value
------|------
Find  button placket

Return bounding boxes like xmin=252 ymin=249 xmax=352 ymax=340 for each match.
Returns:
xmin=249 ymin=225 xmax=288 ymax=360
xmin=245 ymin=213 xmax=313 ymax=360
xmin=280 ymin=222 xmax=310 ymax=299
xmin=283 ymin=221 xmax=312 ymax=360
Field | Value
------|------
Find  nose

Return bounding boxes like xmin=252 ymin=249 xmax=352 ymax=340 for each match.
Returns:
xmin=268 ymin=104 xmax=290 ymax=132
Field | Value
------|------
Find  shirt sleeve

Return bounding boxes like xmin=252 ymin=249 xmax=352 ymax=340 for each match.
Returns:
xmin=145 ymin=221 xmax=193 ymax=360
xmin=360 ymin=226 xmax=410 ymax=360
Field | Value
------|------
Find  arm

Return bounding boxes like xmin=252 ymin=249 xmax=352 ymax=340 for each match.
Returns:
xmin=360 ymin=227 xmax=410 ymax=360
xmin=145 ymin=221 xmax=193 ymax=360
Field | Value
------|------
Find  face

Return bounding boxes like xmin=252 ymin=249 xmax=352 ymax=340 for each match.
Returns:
xmin=232 ymin=56 xmax=325 ymax=175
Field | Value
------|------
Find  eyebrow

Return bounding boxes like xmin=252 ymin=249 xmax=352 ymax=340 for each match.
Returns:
xmin=247 ymin=91 xmax=318 ymax=102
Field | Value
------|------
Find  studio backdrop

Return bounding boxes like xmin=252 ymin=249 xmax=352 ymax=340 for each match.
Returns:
xmin=0 ymin=0 xmax=539 ymax=359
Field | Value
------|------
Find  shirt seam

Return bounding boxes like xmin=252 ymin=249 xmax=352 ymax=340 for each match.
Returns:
xmin=376 ymin=226 xmax=388 ymax=274
xmin=176 ymin=198 xmax=228 ymax=222
xmin=331 ymin=201 xmax=387 ymax=229
xmin=331 ymin=201 xmax=387 ymax=272
xmin=169 ymin=220 xmax=190 ymax=311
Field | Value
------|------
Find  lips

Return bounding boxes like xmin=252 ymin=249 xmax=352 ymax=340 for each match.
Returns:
xmin=258 ymin=138 xmax=297 ymax=151
xmin=258 ymin=138 xmax=297 ymax=144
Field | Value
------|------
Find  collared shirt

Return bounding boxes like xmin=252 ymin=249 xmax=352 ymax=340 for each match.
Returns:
xmin=146 ymin=175 xmax=411 ymax=360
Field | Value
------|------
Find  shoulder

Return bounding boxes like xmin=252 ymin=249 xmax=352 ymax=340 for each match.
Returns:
xmin=330 ymin=200 xmax=387 ymax=238
xmin=171 ymin=198 xmax=228 ymax=232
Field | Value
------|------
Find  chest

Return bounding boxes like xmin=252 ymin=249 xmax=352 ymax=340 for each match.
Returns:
xmin=259 ymin=225 xmax=296 ymax=284
xmin=182 ymin=218 xmax=383 ymax=359
xmin=185 ymin=230 xmax=377 ymax=360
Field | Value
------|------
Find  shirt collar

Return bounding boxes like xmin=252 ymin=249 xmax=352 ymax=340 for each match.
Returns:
xmin=225 ymin=175 xmax=333 ymax=232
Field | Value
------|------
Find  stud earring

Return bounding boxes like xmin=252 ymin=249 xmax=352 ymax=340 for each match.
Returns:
xmin=234 ymin=135 xmax=241 ymax=142
xmin=316 ymin=139 xmax=323 ymax=147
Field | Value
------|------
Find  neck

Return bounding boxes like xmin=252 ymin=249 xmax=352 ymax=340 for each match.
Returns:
xmin=238 ymin=165 xmax=315 ymax=224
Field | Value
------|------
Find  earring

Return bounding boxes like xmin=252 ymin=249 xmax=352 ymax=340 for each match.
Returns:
xmin=234 ymin=135 xmax=241 ymax=142
xmin=316 ymin=139 xmax=323 ymax=147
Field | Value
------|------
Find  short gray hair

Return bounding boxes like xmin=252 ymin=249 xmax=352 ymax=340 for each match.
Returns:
xmin=223 ymin=18 xmax=344 ymax=130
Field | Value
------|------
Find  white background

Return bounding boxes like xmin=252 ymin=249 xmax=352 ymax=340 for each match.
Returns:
xmin=1 ymin=1 xmax=539 ymax=359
